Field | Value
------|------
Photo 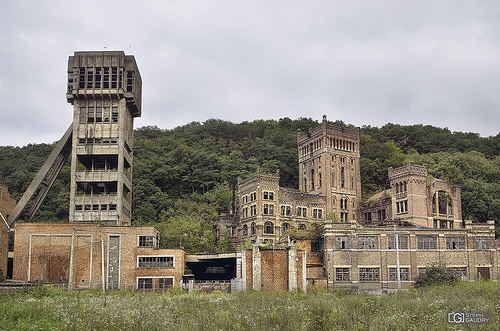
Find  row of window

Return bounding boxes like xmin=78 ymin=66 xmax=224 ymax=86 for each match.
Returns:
xmin=137 ymin=277 xmax=173 ymax=289
xmin=69 ymin=66 xmax=135 ymax=92
xmin=242 ymin=222 xmax=307 ymax=236
xmin=242 ymin=191 xmax=274 ymax=204
xmin=138 ymin=256 xmax=174 ymax=268
xmin=79 ymin=105 xmax=119 ymax=124
xmin=335 ymin=267 xmax=467 ymax=282
xmin=241 ymin=205 xmax=324 ymax=219
xmin=334 ymin=235 xmax=489 ymax=250
xmin=363 ymin=209 xmax=387 ymax=222
xmin=75 ymin=204 xmax=117 ymax=211
xmin=299 ymin=137 xmax=357 ymax=156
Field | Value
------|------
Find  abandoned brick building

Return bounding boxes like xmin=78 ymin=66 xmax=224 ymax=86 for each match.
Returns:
xmin=5 ymin=51 xmax=500 ymax=292
xmin=8 ymin=51 xmax=185 ymax=290
xmin=221 ymin=116 xmax=500 ymax=291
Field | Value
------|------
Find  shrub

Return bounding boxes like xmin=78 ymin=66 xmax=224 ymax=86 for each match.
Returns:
xmin=0 ymin=269 xmax=5 ymax=282
xmin=414 ymin=264 xmax=459 ymax=288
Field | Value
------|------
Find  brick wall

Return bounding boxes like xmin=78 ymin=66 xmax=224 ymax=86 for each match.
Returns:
xmin=13 ymin=223 xmax=185 ymax=289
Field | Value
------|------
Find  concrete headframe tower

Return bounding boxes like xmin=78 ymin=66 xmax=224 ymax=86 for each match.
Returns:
xmin=66 ymin=51 xmax=142 ymax=225
xmin=297 ymin=115 xmax=361 ymax=222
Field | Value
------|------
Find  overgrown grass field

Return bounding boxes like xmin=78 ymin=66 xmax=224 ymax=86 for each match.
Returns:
xmin=0 ymin=282 xmax=498 ymax=330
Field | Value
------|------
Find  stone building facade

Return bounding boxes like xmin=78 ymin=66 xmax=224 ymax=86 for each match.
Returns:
xmin=230 ymin=117 xmax=500 ymax=291
xmin=13 ymin=222 xmax=184 ymax=290
xmin=323 ymin=220 xmax=497 ymax=291
xmin=360 ymin=162 xmax=463 ymax=229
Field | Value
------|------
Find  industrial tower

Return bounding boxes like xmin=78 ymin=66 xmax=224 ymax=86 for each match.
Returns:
xmin=66 ymin=51 xmax=142 ymax=225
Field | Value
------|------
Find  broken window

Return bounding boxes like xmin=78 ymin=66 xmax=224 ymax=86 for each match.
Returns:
xmin=138 ymin=256 xmax=174 ymax=268
xmin=475 ymin=237 xmax=489 ymax=250
xmin=138 ymin=235 xmax=155 ymax=247
xmin=417 ymin=236 xmax=437 ymax=249
xmin=359 ymin=268 xmax=379 ymax=282
xmin=358 ymin=236 xmax=378 ymax=249
xmin=388 ymin=235 xmax=408 ymax=249
xmin=389 ymin=267 xmax=409 ymax=281
xmin=446 ymin=236 xmax=465 ymax=250
xmin=127 ymin=71 xmax=134 ymax=92
xmin=335 ymin=268 xmax=350 ymax=281
xmin=335 ymin=236 xmax=348 ymax=249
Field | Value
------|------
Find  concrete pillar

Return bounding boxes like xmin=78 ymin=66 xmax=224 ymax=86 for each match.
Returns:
xmin=252 ymin=245 xmax=261 ymax=290
xmin=302 ymin=250 xmax=307 ymax=293
xmin=288 ymin=246 xmax=297 ymax=291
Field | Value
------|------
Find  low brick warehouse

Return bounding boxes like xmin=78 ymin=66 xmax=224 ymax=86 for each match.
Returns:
xmin=13 ymin=222 xmax=184 ymax=290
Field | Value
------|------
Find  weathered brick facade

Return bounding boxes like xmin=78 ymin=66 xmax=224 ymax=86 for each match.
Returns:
xmin=0 ymin=184 xmax=16 ymax=278
xmin=324 ymin=220 xmax=499 ymax=292
xmin=13 ymin=223 xmax=184 ymax=289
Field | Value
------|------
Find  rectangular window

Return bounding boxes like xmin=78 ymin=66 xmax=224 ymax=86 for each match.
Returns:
xmin=250 ymin=192 xmax=257 ymax=202
xmin=138 ymin=256 xmax=174 ymax=268
xmin=388 ymin=235 xmax=408 ymax=250
xmin=280 ymin=205 xmax=291 ymax=216
xmin=364 ymin=212 xmax=372 ymax=222
xmin=297 ymin=207 xmax=307 ymax=217
xmin=242 ymin=195 xmax=248 ymax=204
xmin=87 ymin=107 xmax=95 ymax=123
xmin=335 ymin=268 xmax=350 ymax=281
xmin=263 ymin=191 xmax=274 ymax=200
xmin=95 ymin=107 xmax=103 ymax=122
xmin=417 ymin=236 xmax=437 ymax=250
xmin=377 ymin=209 xmax=386 ymax=220
xmin=335 ymin=236 xmax=348 ymax=249
xmin=389 ymin=267 xmax=409 ymax=281
xmin=138 ymin=235 xmax=155 ymax=247
xmin=475 ymin=237 xmax=489 ymax=250
xmin=340 ymin=212 xmax=348 ymax=222
xmin=126 ymin=71 xmax=134 ymax=92
xmin=95 ymin=67 xmax=101 ymax=88
xmin=358 ymin=236 xmax=378 ymax=249
xmin=79 ymin=107 xmax=86 ymax=123
xmin=111 ymin=106 xmax=118 ymax=123
xmin=313 ymin=208 xmax=323 ymax=219
xmin=452 ymin=267 xmax=467 ymax=279
xmin=263 ymin=204 xmax=274 ymax=215
xmin=137 ymin=277 xmax=173 ymax=290
xmin=359 ymin=268 xmax=379 ymax=282
xmin=250 ymin=205 xmax=257 ymax=216
xmin=446 ymin=236 xmax=465 ymax=250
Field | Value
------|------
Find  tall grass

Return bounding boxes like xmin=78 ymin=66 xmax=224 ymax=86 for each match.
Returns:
xmin=0 ymin=282 xmax=498 ymax=330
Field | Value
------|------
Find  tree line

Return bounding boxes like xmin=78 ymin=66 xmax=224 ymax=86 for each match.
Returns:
xmin=1 ymin=118 xmax=499 ymax=252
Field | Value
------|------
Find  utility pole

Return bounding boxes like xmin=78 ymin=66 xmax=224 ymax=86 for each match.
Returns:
xmin=68 ymin=228 xmax=76 ymax=291
xmin=101 ymin=239 xmax=105 ymax=293
xmin=394 ymin=224 xmax=401 ymax=290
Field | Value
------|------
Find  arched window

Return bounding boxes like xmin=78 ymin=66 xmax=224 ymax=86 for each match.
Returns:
xmin=281 ymin=222 xmax=290 ymax=235
xmin=251 ymin=222 xmax=257 ymax=235
xmin=243 ymin=224 xmax=248 ymax=237
xmin=264 ymin=221 xmax=274 ymax=234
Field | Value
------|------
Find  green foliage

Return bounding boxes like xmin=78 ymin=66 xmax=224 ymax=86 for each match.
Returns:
xmin=1 ymin=282 xmax=499 ymax=330
xmin=413 ymin=265 xmax=459 ymax=288
xmin=0 ymin=269 xmax=5 ymax=282
xmin=2 ymin=118 xmax=500 ymax=247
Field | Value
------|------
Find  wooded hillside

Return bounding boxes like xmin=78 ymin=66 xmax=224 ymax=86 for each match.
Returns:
xmin=1 ymin=118 xmax=499 ymax=251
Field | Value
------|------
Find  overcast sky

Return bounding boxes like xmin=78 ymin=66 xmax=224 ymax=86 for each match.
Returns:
xmin=1 ymin=1 xmax=499 ymax=147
